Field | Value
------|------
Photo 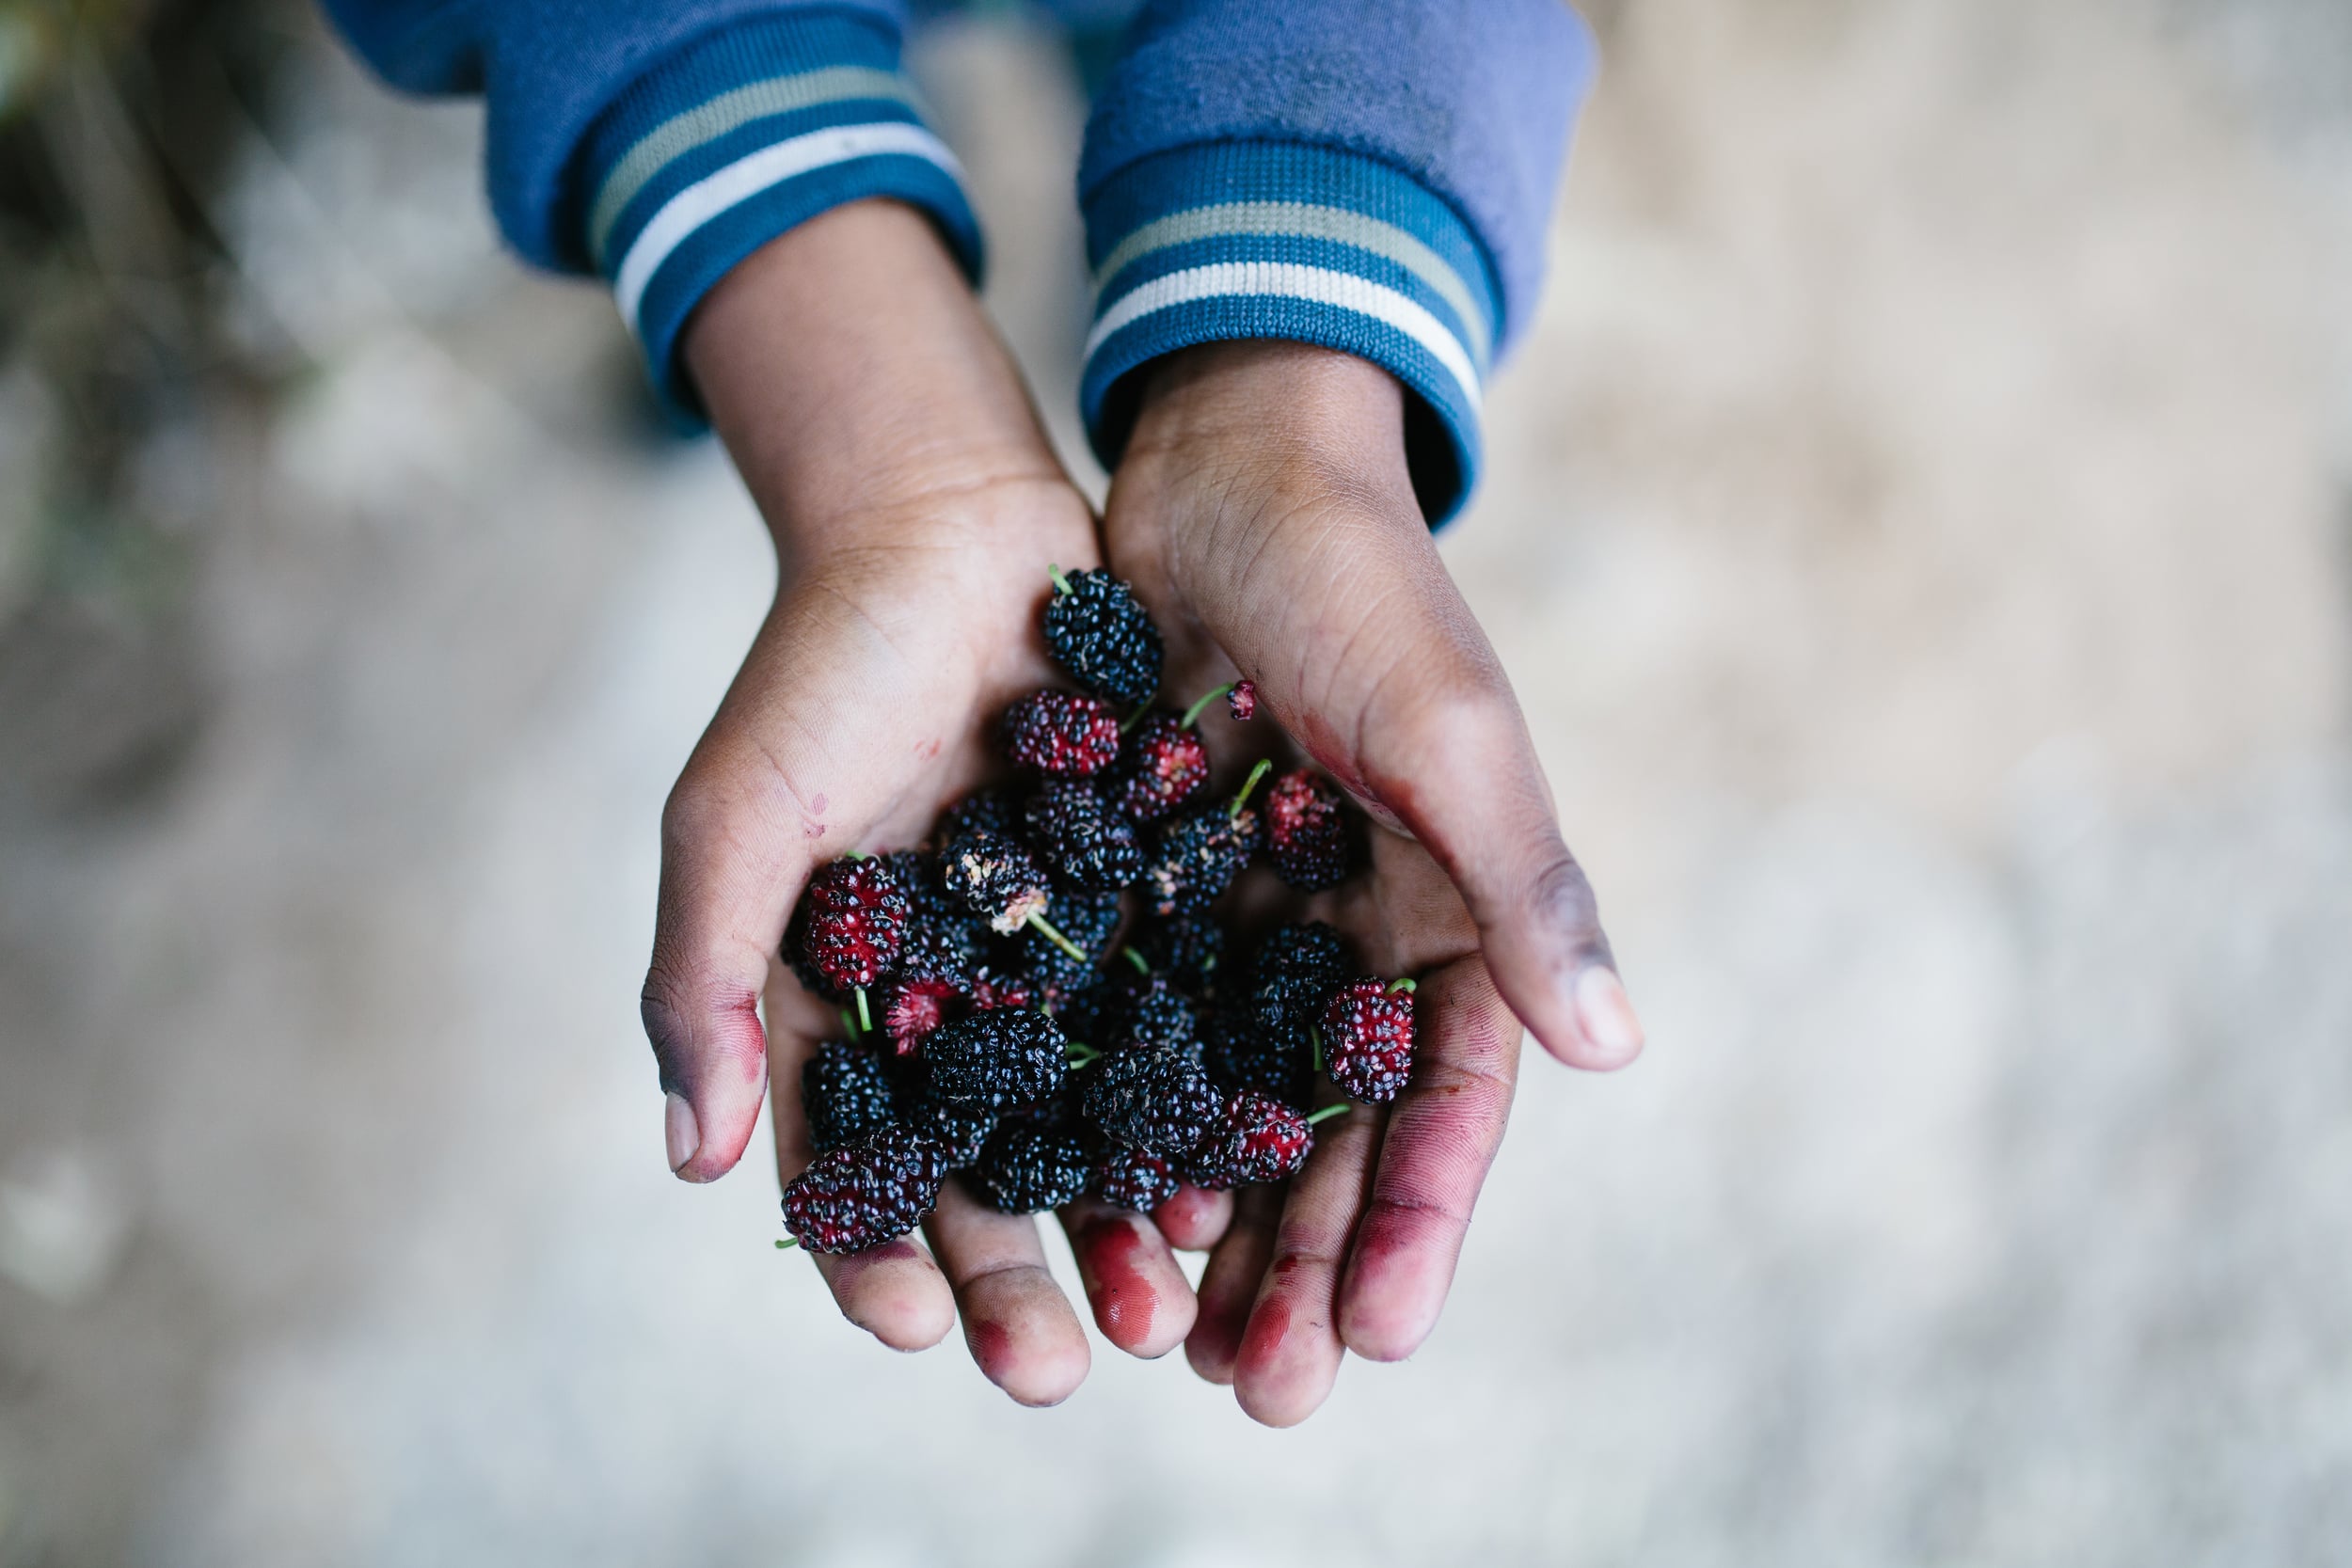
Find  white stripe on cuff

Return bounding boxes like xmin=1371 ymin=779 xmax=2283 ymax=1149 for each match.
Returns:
xmin=612 ymin=121 xmax=963 ymax=338
xmin=589 ymin=67 xmax=922 ymax=265
xmin=1085 ymin=261 xmax=1482 ymax=414
xmin=1091 ymin=202 xmax=1493 ymax=367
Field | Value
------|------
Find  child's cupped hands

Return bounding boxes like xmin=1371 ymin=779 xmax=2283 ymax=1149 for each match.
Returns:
xmin=642 ymin=204 xmax=1640 ymax=1423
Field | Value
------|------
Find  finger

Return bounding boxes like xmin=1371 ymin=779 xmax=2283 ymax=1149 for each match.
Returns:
xmin=1338 ymin=956 xmax=1521 ymax=1361
xmin=768 ymin=978 xmax=956 ymax=1351
xmin=1184 ymin=1183 xmax=1282 ymax=1385
xmin=1060 ymin=1196 xmax=1197 ymax=1358
xmin=1346 ymin=612 xmax=1641 ymax=1072
xmin=1151 ymin=1183 xmax=1233 ymax=1251
xmin=1189 ymin=493 xmax=1642 ymax=1072
xmin=644 ymin=706 xmax=820 ymax=1183
xmin=924 ymin=1180 xmax=1091 ymax=1406
xmin=1231 ymin=1099 xmax=1384 ymax=1427
xmin=644 ymin=578 xmax=954 ymax=1183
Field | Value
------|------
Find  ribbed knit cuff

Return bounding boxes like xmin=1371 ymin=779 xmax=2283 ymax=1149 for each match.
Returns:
xmin=576 ymin=10 xmax=984 ymax=425
xmin=1081 ymin=141 xmax=1501 ymax=526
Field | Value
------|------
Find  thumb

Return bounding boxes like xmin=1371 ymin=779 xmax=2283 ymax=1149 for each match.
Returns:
xmin=1349 ymin=642 xmax=1642 ymax=1071
xmin=643 ymin=726 xmax=814 ymax=1182
xmin=1230 ymin=504 xmax=1643 ymax=1072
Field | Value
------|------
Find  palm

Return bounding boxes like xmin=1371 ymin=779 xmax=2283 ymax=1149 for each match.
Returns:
xmin=746 ymin=482 xmax=1188 ymax=1402
xmin=1101 ymin=471 xmax=1527 ymax=1423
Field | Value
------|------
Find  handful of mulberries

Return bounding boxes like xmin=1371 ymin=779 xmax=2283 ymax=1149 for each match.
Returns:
xmin=775 ymin=567 xmax=1414 ymax=1255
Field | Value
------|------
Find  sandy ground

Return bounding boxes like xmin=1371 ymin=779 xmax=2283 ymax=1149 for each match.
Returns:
xmin=3 ymin=0 xmax=2349 ymax=1561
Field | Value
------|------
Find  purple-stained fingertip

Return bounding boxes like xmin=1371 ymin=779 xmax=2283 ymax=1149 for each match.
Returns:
xmin=665 ymin=1092 xmax=702 ymax=1174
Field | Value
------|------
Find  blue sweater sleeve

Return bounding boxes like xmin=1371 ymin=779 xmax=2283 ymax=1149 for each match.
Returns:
xmin=1076 ymin=0 xmax=1595 ymax=524
xmin=319 ymin=0 xmax=983 ymax=421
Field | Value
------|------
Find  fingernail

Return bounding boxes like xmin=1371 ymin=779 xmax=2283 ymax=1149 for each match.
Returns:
xmin=1573 ymin=967 xmax=1645 ymax=1066
xmin=664 ymin=1092 xmax=701 ymax=1174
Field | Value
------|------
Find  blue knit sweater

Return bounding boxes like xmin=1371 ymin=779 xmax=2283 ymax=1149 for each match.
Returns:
xmin=320 ymin=0 xmax=1594 ymax=523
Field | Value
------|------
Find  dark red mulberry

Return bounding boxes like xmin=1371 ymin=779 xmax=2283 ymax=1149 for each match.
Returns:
xmin=878 ymin=975 xmax=960 ymax=1055
xmin=802 ymin=1040 xmax=898 ymax=1154
xmin=1021 ymin=886 xmax=1120 ymax=991
xmin=1249 ymin=921 xmax=1350 ymax=1038
xmin=922 ymin=1008 xmax=1070 ymax=1109
xmin=1132 ymin=916 xmax=1226 ymax=1000
xmin=1189 ymin=1089 xmax=1315 ymax=1189
xmin=966 ymin=1122 xmax=1092 ymax=1212
xmin=943 ymin=825 xmax=1051 ymax=934
xmin=1025 ymin=781 xmax=1143 ymax=890
xmin=1043 ymin=566 xmax=1162 ymax=706
xmin=1109 ymin=711 xmax=1209 ymax=823
xmin=1003 ymin=689 xmax=1121 ymax=777
xmin=780 ymin=1122 xmax=952 ymax=1253
xmin=1321 ymin=977 xmax=1417 ymax=1102
xmin=908 ymin=1101 xmax=996 ymax=1166
xmin=1263 ymin=768 xmax=1356 ymax=890
xmin=1083 ymin=1043 xmax=1222 ymax=1156
xmin=1203 ymin=1004 xmax=1308 ymax=1101
xmin=968 ymin=963 xmax=1038 ymax=1012
xmin=1141 ymin=760 xmax=1272 ymax=918
xmin=936 ymin=789 xmax=1019 ymax=846
xmin=790 ymin=856 xmax=911 ymax=994
xmin=1108 ymin=974 xmax=1198 ymax=1052
xmin=1092 ymin=1145 xmax=1181 ymax=1212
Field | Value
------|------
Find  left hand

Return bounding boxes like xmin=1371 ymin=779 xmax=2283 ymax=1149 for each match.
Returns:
xmin=1094 ymin=341 xmax=1645 ymax=1425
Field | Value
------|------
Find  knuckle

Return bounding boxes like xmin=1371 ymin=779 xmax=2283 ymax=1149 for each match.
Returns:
xmin=1526 ymin=847 xmax=1602 ymax=946
xmin=1411 ymin=1048 xmax=1515 ymax=1105
xmin=639 ymin=946 xmax=766 ymax=1088
xmin=660 ymin=771 xmax=727 ymax=851
xmin=1364 ymin=1187 xmax=1472 ymax=1236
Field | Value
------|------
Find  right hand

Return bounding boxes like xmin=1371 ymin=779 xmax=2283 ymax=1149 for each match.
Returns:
xmin=642 ymin=200 xmax=1214 ymax=1406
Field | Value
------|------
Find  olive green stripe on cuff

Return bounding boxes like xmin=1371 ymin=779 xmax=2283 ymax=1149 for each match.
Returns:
xmin=1090 ymin=200 xmax=1492 ymax=367
xmin=588 ymin=65 xmax=921 ymax=266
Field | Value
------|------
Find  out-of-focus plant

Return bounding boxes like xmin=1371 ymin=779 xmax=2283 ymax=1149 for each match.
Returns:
xmin=0 ymin=2 xmax=153 ymax=122
xmin=0 ymin=0 xmax=246 ymax=806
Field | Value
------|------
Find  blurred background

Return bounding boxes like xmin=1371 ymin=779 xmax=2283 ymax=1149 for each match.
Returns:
xmin=3 ymin=0 xmax=2349 ymax=1560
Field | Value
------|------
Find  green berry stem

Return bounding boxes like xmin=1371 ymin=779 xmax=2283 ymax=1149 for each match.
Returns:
xmin=1026 ymin=910 xmax=1089 ymax=964
xmin=1119 ymin=699 xmax=1153 ymax=735
xmin=1180 ymin=682 xmax=1239 ymax=730
xmin=1122 ymin=945 xmax=1152 ymax=975
xmin=774 ymin=1237 xmax=802 ymax=1251
xmin=1305 ymin=1104 xmax=1350 ymax=1126
xmin=1230 ymin=756 xmax=1274 ymax=823
xmin=1066 ymin=1041 xmax=1102 ymax=1066
xmin=1311 ymin=1022 xmax=1325 ymax=1074
xmin=1047 ymin=563 xmax=1073 ymax=596
xmin=840 ymin=1006 xmax=861 ymax=1041
xmin=1387 ymin=977 xmax=1419 ymax=995
xmin=855 ymin=987 xmax=873 ymax=1036
xmin=843 ymin=850 xmax=868 ymax=862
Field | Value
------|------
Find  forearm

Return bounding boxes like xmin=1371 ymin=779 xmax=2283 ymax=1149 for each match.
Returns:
xmin=683 ymin=201 xmax=1066 ymax=563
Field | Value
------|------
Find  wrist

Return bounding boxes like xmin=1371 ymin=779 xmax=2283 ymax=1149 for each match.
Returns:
xmin=1125 ymin=342 xmax=1415 ymax=510
xmin=684 ymin=200 xmax=1069 ymax=562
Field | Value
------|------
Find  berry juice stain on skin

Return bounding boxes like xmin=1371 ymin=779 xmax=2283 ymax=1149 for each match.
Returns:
xmin=811 ymin=793 xmax=828 ymax=815
xmin=1081 ymin=1221 xmax=1158 ymax=1344
xmin=1292 ymin=708 xmax=1403 ymax=832
xmin=970 ymin=1318 xmax=1012 ymax=1375
xmin=658 ymin=990 xmax=765 ymax=1087
xmin=1238 ymin=1296 xmax=1294 ymax=1370
xmin=835 ymin=1237 xmax=923 ymax=1283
